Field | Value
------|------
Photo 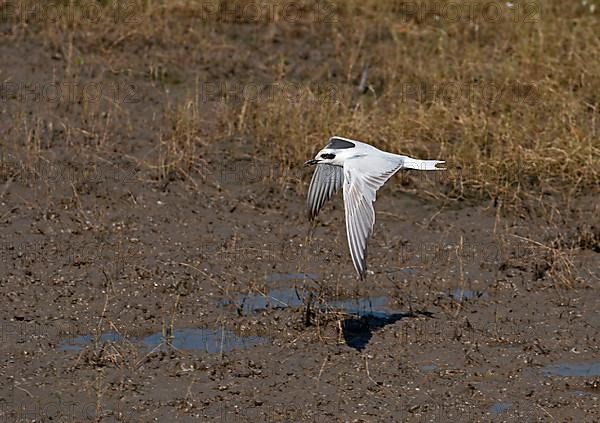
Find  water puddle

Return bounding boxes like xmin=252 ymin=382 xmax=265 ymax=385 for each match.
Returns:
xmin=229 ymin=287 xmax=307 ymax=313
xmin=449 ymin=288 xmax=487 ymax=300
xmin=230 ymin=287 xmax=401 ymax=319
xmin=60 ymin=332 xmax=121 ymax=351
xmin=59 ymin=328 xmax=269 ymax=353
xmin=420 ymin=363 xmax=438 ymax=373
xmin=542 ymin=362 xmax=600 ymax=377
xmin=572 ymin=390 xmax=589 ymax=397
xmin=489 ymin=402 xmax=511 ymax=414
xmin=226 ymin=274 xmax=424 ymax=352
xmin=142 ymin=328 xmax=269 ymax=354
xmin=328 ymin=296 xmax=398 ymax=319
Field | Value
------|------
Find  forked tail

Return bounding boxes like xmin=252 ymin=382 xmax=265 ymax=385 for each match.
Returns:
xmin=401 ymin=156 xmax=446 ymax=171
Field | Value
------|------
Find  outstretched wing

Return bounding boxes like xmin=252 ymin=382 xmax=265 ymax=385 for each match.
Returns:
xmin=306 ymin=164 xmax=344 ymax=220
xmin=343 ymin=155 xmax=404 ymax=279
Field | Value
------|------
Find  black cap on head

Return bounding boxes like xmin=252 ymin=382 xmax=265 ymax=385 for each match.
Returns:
xmin=326 ymin=138 xmax=355 ymax=149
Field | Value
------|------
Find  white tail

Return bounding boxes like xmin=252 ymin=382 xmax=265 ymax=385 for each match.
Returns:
xmin=401 ymin=156 xmax=446 ymax=171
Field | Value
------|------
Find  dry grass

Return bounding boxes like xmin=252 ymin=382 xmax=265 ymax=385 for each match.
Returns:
xmin=154 ymin=100 xmax=207 ymax=183
xmin=215 ymin=0 xmax=600 ymax=205
xmin=1 ymin=0 xmax=598 ymax=207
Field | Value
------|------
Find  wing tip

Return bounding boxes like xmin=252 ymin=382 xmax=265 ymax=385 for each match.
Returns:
xmin=353 ymin=250 xmax=368 ymax=280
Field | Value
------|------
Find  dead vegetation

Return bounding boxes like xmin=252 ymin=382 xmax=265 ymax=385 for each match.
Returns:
xmin=2 ymin=0 xmax=598 ymax=207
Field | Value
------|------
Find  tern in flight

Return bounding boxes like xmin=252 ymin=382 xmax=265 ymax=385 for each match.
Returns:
xmin=305 ymin=136 xmax=445 ymax=279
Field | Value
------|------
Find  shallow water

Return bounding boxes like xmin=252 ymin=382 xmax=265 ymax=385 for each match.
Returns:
xmin=572 ymin=390 xmax=589 ymax=397
xmin=420 ymin=363 xmax=438 ymax=373
xmin=231 ymin=287 xmax=401 ymax=319
xmin=143 ymin=328 xmax=269 ymax=353
xmin=542 ymin=362 xmax=600 ymax=377
xmin=231 ymin=287 xmax=307 ymax=313
xmin=328 ymin=296 xmax=397 ymax=319
xmin=60 ymin=332 xmax=121 ymax=351
xmin=449 ymin=288 xmax=487 ymax=300
xmin=489 ymin=402 xmax=511 ymax=414
xmin=59 ymin=328 xmax=269 ymax=353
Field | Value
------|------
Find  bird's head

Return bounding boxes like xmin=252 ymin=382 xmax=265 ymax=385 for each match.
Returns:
xmin=304 ymin=148 xmax=338 ymax=167
xmin=304 ymin=136 xmax=357 ymax=167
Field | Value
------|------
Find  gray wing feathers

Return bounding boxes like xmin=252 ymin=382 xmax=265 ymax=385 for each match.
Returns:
xmin=343 ymin=157 xmax=404 ymax=279
xmin=344 ymin=180 xmax=374 ymax=278
xmin=307 ymin=164 xmax=344 ymax=219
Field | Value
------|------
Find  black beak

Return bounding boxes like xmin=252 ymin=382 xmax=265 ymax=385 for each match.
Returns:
xmin=304 ymin=159 xmax=319 ymax=167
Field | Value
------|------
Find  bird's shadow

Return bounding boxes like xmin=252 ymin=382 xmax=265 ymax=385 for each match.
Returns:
xmin=342 ymin=310 xmax=434 ymax=351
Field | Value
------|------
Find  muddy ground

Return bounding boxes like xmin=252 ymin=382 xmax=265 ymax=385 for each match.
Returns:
xmin=1 ymin=3 xmax=600 ymax=422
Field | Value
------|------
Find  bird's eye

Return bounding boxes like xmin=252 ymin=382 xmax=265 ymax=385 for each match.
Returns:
xmin=321 ymin=153 xmax=335 ymax=160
